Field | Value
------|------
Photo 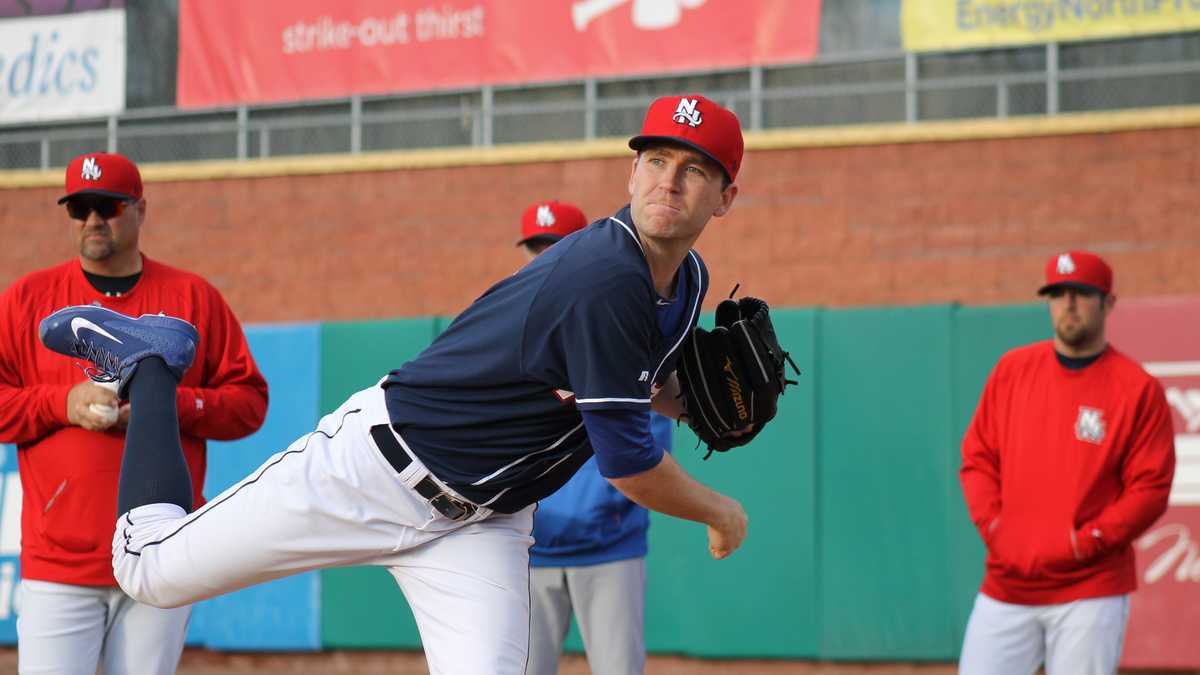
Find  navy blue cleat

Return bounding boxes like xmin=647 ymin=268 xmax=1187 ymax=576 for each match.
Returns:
xmin=39 ymin=305 xmax=199 ymax=399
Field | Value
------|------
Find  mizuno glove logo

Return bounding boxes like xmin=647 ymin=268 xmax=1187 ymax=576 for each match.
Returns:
xmin=70 ymin=317 xmax=123 ymax=344
xmin=722 ymin=356 xmax=748 ymax=421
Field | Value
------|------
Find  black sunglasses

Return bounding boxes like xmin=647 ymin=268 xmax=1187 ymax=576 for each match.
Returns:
xmin=65 ymin=197 xmax=134 ymax=221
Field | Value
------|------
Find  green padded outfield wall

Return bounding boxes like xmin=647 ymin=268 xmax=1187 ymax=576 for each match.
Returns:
xmin=644 ymin=309 xmax=820 ymax=657
xmin=314 ymin=305 xmax=1048 ymax=658
xmin=816 ymin=305 xmax=957 ymax=659
xmin=318 ymin=318 xmax=441 ymax=648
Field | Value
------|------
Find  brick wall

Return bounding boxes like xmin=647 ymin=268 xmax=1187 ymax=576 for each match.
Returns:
xmin=3 ymin=126 xmax=1197 ymax=323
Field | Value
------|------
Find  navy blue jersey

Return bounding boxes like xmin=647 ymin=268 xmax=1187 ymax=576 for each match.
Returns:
xmin=383 ymin=205 xmax=709 ymax=513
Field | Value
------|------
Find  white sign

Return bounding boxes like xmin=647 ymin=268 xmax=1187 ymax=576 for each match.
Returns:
xmin=1146 ymin=361 xmax=1200 ymax=507
xmin=0 ymin=8 xmax=126 ymax=124
xmin=572 ymin=0 xmax=707 ymax=32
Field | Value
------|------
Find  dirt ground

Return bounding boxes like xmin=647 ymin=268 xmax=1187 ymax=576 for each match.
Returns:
xmin=0 ymin=648 xmax=968 ymax=674
xmin=170 ymin=650 xmax=1199 ymax=675
xmin=0 ymin=648 xmax=1191 ymax=674
xmin=175 ymin=651 xmax=959 ymax=675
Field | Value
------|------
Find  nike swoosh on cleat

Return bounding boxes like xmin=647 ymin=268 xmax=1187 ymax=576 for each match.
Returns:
xmin=70 ymin=317 xmax=124 ymax=344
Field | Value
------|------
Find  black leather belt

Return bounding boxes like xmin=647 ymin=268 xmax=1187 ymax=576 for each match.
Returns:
xmin=369 ymin=424 xmax=477 ymax=522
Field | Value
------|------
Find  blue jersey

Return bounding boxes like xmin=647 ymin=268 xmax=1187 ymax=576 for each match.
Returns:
xmin=383 ymin=205 xmax=709 ymax=513
xmin=530 ymin=413 xmax=674 ymax=567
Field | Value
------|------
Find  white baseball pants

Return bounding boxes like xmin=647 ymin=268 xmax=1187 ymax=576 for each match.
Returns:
xmin=958 ymin=591 xmax=1130 ymax=675
xmin=15 ymin=579 xmax=190 ymax=675
xmin=111 ymin=385 xmax=536 ymax=675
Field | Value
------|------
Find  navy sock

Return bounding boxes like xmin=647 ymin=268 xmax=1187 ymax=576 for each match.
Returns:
xmin=117 ymin=357 xmax=193 ymax=515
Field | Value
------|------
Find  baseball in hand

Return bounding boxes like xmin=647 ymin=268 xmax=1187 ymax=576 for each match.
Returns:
xmin=89 ymin=403 xmax=119 ymax=425
xmin=90 ymin=380 xmax=120 ymax=424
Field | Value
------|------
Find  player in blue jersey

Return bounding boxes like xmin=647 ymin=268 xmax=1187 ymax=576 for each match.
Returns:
xmin=38 ymin=94 xmax=749 ymax=675
xmin=516 ymin=199 xmax=673 ymax=675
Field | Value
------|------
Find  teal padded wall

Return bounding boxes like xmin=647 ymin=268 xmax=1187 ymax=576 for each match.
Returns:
xmin=644 ymin=309 xmax=819 ymax=657
xmin=815 ymin=305 xmax=957 ymax=659
xmin=318 ymin=318 xmax=440 ymax=648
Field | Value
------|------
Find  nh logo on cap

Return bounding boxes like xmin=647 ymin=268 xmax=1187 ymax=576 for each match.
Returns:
xmin=536 ymin=205 xmax=556 ymax=227
xmin=1075 ymin=406 xmax=1106 ymax=444
xmin=672 ymin=98 xmax=702 ymax=127
xmin=81 ymin=157 xmax=102 ymax=181
xmin=1056 ymin=253 xmax=1076 ymax=275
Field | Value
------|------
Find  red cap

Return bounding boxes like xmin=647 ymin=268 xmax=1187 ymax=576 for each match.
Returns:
xmin=628 ymin=94 xmax=744 ymax=182
xmin=58 ymin=152 xmax=143 ymax=204
xmin=1038 ymin=250 xmax=1113 ymax=296
xmin=517 ymin=201 xmax=588 ymax=246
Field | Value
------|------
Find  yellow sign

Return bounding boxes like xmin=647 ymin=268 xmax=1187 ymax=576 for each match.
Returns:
xmin=903 ymin=0 xmax=1200 ymax=52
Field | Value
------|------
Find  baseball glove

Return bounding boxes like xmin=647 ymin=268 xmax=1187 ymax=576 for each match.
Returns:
xmin=676 ymin=293 xmax=799 ymax=458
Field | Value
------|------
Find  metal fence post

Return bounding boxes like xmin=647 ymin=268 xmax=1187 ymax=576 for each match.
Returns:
xmin=107 ymin=116 xmax=118 ymax=152
xmin=905 ymin=52 xmax=918 ymax=123
xmin=481 ymin=85 xmax=494 ymax=147
xmin=1047 ymin=42 xmax=1059 ymax=115
xmin=40 ymin=137 xmax=50 ymax=170
xmin=997 ymin=81 xmax=1009 ymax=118
xmin=750 ymin=65 xmax=764 ymax=131
xmin=259 ymin=126 xmax=270 ymax=158
xmin=237 ymin=105 xmax=248 ymax=160
xmin=350 ymin=95 xmax=362 ymax=154
xmin=584 ymin=78 xmax=597 ymax=141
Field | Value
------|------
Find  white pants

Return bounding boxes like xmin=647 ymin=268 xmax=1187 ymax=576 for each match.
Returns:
xmin=15 ymin=579 xmax=190 ymax=675
xmin=112 ymin=386 xmax=536 ymax=675
xmin=959 ymin=592 xmax=1130 ymax=675
xmin=528 ymin=557 xmax=646 ymax=675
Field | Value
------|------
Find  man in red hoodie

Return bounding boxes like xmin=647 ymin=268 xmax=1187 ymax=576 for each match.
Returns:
xmin=0 ymin=153 xmax=269 ymax=675
xmin=959 ymin=250 xmax=1175 ymax=674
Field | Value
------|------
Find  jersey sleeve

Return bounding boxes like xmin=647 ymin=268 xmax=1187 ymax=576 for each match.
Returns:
xmin=650 ymin=412 xmax=674 ymax=454
xmin=0 ymin=281 xmax=72 ymax=444
xmin=554 ymin=275 xmax=657 ymax=412
xmin=581 ymin=408 xmax=663 ymax=478
xmin=1076 ymin=377 xmax=1175 ymax=555
xmin=960 ymin=362 xmax=1004 ymax=544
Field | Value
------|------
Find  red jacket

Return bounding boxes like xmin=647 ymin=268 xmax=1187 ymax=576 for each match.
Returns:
xmin=0 ymin=256 xmax=268 ymax=586
xmin=961 ymin=341 xmax=1175 ymax=605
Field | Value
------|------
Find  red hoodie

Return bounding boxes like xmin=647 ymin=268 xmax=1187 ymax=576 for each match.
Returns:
xmin=961 ymin=341 xmax=1175 ymax=605
xmin=0 ymin=256 xmax=268 ymax=586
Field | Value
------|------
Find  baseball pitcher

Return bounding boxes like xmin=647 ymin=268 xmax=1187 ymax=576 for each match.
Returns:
xmin=36 ymin=95 xmax=794 ymax=674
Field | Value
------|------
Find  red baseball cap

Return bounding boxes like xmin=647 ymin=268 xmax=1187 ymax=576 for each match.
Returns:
xmin=517 ymin=201 xmax=588 ymax=246
xmin=628 ymin=94 xmax=744 ymax=183
xmin=1037 ymin=250 xmax=1113 ymax=296
xmin=58 ymin=152 xmax=143 ymax=204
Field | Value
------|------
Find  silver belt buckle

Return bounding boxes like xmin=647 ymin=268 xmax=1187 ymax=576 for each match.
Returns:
xmin=431 ymin=492 xmax=475 ymax=521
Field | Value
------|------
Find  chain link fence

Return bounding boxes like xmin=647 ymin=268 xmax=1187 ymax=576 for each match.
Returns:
xmin=4 ymin=31 xmax=1200 ymax=170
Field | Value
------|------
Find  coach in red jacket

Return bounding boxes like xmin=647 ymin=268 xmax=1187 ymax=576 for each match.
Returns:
xmin=958 ymin=250 xmax=1175 ymax=675
xmin=0 ymin=153 xmax=268 ymax=675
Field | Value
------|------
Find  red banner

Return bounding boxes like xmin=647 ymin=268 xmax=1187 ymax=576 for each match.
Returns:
xmin=177 ymin=0 xmax=822 ymax=108
xmin=1109 ymin=297 xmax=1200 ymax=669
